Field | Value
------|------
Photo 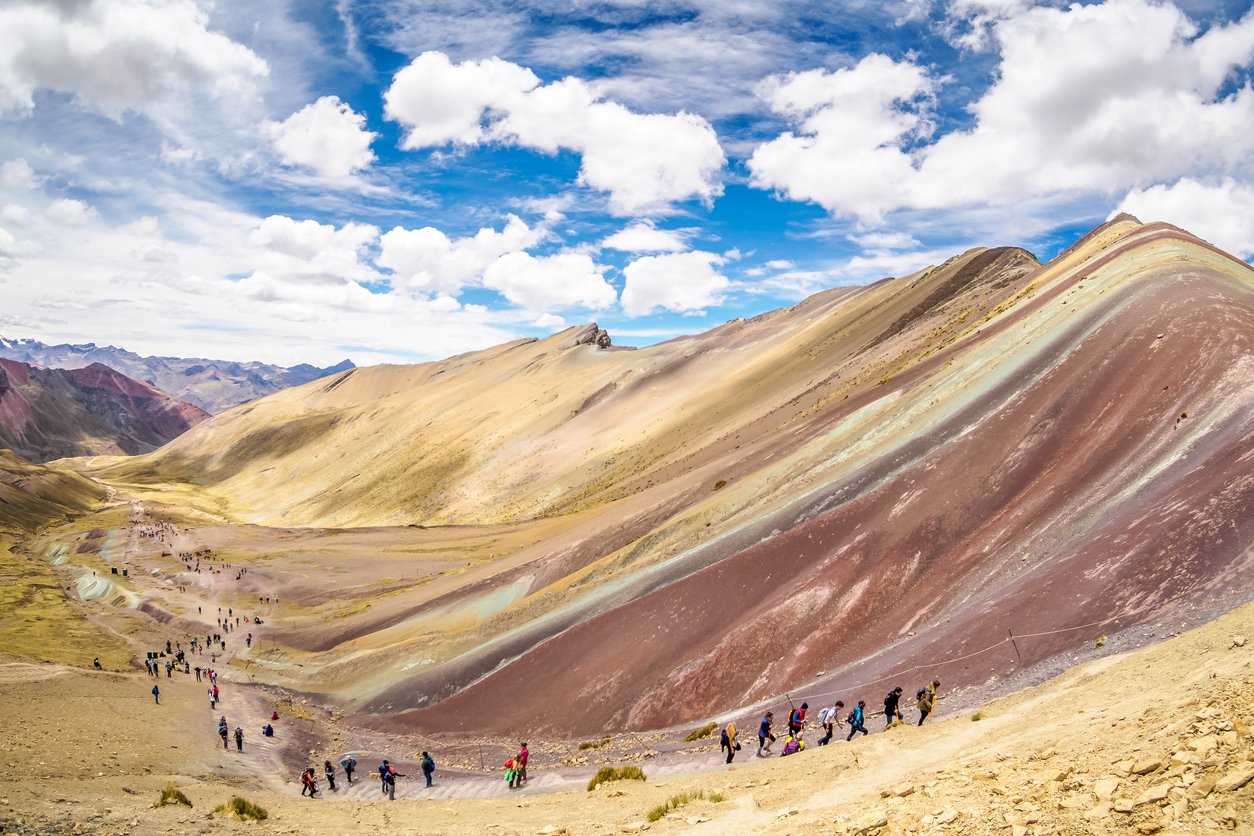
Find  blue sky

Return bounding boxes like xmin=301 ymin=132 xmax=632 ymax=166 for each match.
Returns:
xmin=0 ymin=0 xmax=1251 ymax=366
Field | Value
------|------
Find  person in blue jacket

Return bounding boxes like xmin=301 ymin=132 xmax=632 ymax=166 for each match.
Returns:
xmin=846 ymin=700 xmax=869 ymax=741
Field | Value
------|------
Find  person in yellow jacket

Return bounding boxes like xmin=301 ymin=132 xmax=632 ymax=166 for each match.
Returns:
xmin=917 ymin=680 xmax=941 ymax=725
xmin=719 ymin=721 xmax=740 ymax=764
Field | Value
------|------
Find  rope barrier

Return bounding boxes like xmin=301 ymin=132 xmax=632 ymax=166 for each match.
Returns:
xmin=734 ymin=611 xmax=1128 ymax=727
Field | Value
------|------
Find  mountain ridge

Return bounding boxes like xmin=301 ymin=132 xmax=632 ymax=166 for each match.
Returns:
xmin=0 ymin=336 xmax=354 ymax=414
xmin=78 ymin=215 xmax=1254 ymax=737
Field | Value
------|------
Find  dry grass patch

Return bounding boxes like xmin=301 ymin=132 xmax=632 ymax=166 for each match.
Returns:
xmin=153 ymin=783 xmax=191 ymax=808
xmin=646 ymin=789 xmax=723 ymax=822
xmin=683 ymin=722 xmax=716 ymax=742
xmin=586 ymin=765 xmax=645 ymax=792
xmin=212 ymin=796 xmax=268 ymax=821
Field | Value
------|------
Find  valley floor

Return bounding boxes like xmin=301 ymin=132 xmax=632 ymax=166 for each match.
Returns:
xmin=2 ymin=594 xmax=1252 ymax=835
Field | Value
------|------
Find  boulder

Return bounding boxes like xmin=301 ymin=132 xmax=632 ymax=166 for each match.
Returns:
xmin=1214 ymin=764 xmax=1254 ymax=793
xmin=1131 ymin=758 xmax=1163 ymax=776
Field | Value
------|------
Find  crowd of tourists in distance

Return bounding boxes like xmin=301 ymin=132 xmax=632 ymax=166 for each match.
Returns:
xmin=720 ymin=680 xmax=942 ymax=763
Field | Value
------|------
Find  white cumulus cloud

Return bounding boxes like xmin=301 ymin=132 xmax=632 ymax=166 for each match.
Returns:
xmin=602 ymin=222 xmax=689 ymax=253
xmin=620 ymin=250 xmax=729 ymax=317
xmin=248 ymin=215 xmax=379 ymax=286
xmin=1115 ymin=178 xmax=1254 ymax=259
xmin=750 ymin=0 xmax=1254 ymax=229
xmin=1 ymin=159 xmax=39 ymax=191
xmin=46 ymin=198 xmax=98 ymax=225
xmin=0 ymin=0 xmax=268 ymax=117
xmin=384 ymin=51 xmax=725 ymax=215
xmin=748 ymin=54 xmax=935 ymax=224
xmin=483 ymin=251 xmax=617 ymax=310
xmin=377 ymin=214 xmax=544 ymax=296
xmin=265 ymin=96 xmax=377 ymax=179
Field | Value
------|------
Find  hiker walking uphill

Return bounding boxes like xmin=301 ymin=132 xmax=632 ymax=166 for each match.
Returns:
xmin=917 ymin=680 xmax=941 ymax=725
xmin=421 ymin=751 xmax=435 ymax=788
xmin=234 ymin=726 xmax=244 ymax=752
xmin=323 ymin=760 xmax=337 ymax=792
xmin=719 ymin=721 xmax=739 ymax=764
xmin=340 ymin=755 xmax=356 ymax=785
xmin=817 ymin=701 xmax=844 ymax=745
xmin=846 ymin=700 xmax=869 ymax=740
xmin=788 ymin=702 xmax=808 ymax=736
xmin=151 ymin=684 xmax=159 ymax=704
xmin=301 ymin=767 xmax=318 ymax=798
xmin=757 ymin=711 xmax=776 ymax=755
xmin=885 ymin=687 xmax=904 ymax=727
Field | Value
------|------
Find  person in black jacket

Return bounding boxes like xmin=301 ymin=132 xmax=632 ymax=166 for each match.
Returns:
xmin=884 ymin=687 xmax=904 ymax=727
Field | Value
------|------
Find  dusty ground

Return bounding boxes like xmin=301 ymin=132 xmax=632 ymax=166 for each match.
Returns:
xmin=2 ymin=597 xmax=1251 ymax=835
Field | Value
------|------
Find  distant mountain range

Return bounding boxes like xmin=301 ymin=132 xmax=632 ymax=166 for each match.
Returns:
xmin=0 ymin=337 xmax=354 ymax=414
xmin=0 ymin=359 xmax=209 ymax=463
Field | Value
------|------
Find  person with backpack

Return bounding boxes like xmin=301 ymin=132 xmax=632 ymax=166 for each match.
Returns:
xmin=917 ymin=680 xmax=941 ymax=725
xmin=719 ymin=721 xmax=739 ymax=764
xmin=379 ymin=759 xmax=399 ymax=800
xmin=218 ymin=717 xmax=230 ymax=750
xmin=421 ymin=751 xmax=435 ymax=787
xmin=504 ymin=756 xmax=518 ymax=788
xmin=884 ymin=687 xmax=904 ymax=727
xmin=151 ymin=684 xmax=160 ymax=704
xmin=817 ymin=701 xmax=844 ymax=745
xmin=757 ymin=711 xmax=776 ymax=756
xmin=846 ymin=700 xmax=869 ymax=741
xmin=788 ymin=702 xmax=808 ymax=736
xmin=340 ymin=754 xmax=356 ymax=785
xmin=234 ymin=726 xmax=244 ymax=752
xmin=780 ymin=734 xmax=805 ymax=756
xmin=323 ymin=759 xmax=337 ymax=791
xmin=300 ymin=767 xmax=318 ymax=797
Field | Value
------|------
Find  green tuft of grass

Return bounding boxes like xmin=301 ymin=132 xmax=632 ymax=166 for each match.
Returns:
xmin=1095 ymin=634 xmax=1107 ymax=648
xmin=579 ymin=736 xmax=612 ymax=750
xmin=708 ymin=792 xmax=724 ymax=803
xmin=153 ymin=783 xmax=191 ymax=808
xmin=587 ymin=765 xmax=646 ymax=792
xmin=647 ymin=789 xmax=712 ymax=822
xmin=212 ymin=796 xmax=268 ymax=821
xmin=971 ymin=711 xmax=984 ymax=722
xmin=683 ymin=722 xmax=717 ymax=742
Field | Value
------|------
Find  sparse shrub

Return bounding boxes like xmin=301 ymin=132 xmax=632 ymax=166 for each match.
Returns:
xmin=708 ymin=791 xmax=724 ymax=803
xmin=587 ymin=765 xmax=646 ymax=792
xmin=713 ymin=479 xmax=727 ymax=491
xmin=683 ymin=722 xmax=717 ymax=742
xmin=212 ymin=796 xmax=268 ymax=821
xmin=971 ymin=712 xmax=984 ymax=722
xmin=1095 ymin=635 xmax=1107 ymax=649
xmin=153 ymin=783 xmax=191 ymax=808
xmin=647 ymin=790 xmax=710 ymax=822
xmin=579 ymin=737 xmax=612 ymax=750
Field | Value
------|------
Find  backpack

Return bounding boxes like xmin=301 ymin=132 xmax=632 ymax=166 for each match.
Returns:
xmin=916 ymin=688 xmax=927 ymax=701
xmin=719 ymin=729 xmax=729 ymax=748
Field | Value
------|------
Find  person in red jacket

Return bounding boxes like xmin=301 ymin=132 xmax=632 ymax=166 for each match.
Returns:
xmin=788 ymin=703 xmax=808 ymax=736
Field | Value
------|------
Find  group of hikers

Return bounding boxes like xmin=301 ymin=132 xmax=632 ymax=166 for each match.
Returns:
xmin=299 ymin=753 xmax=438 ymax=799
xmin=721 ymin=680 xmax=942 ymax=763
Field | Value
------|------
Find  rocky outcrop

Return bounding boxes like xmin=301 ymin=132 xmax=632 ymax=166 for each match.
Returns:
xmin=573 ymin=324 xmax=613 ymax=349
